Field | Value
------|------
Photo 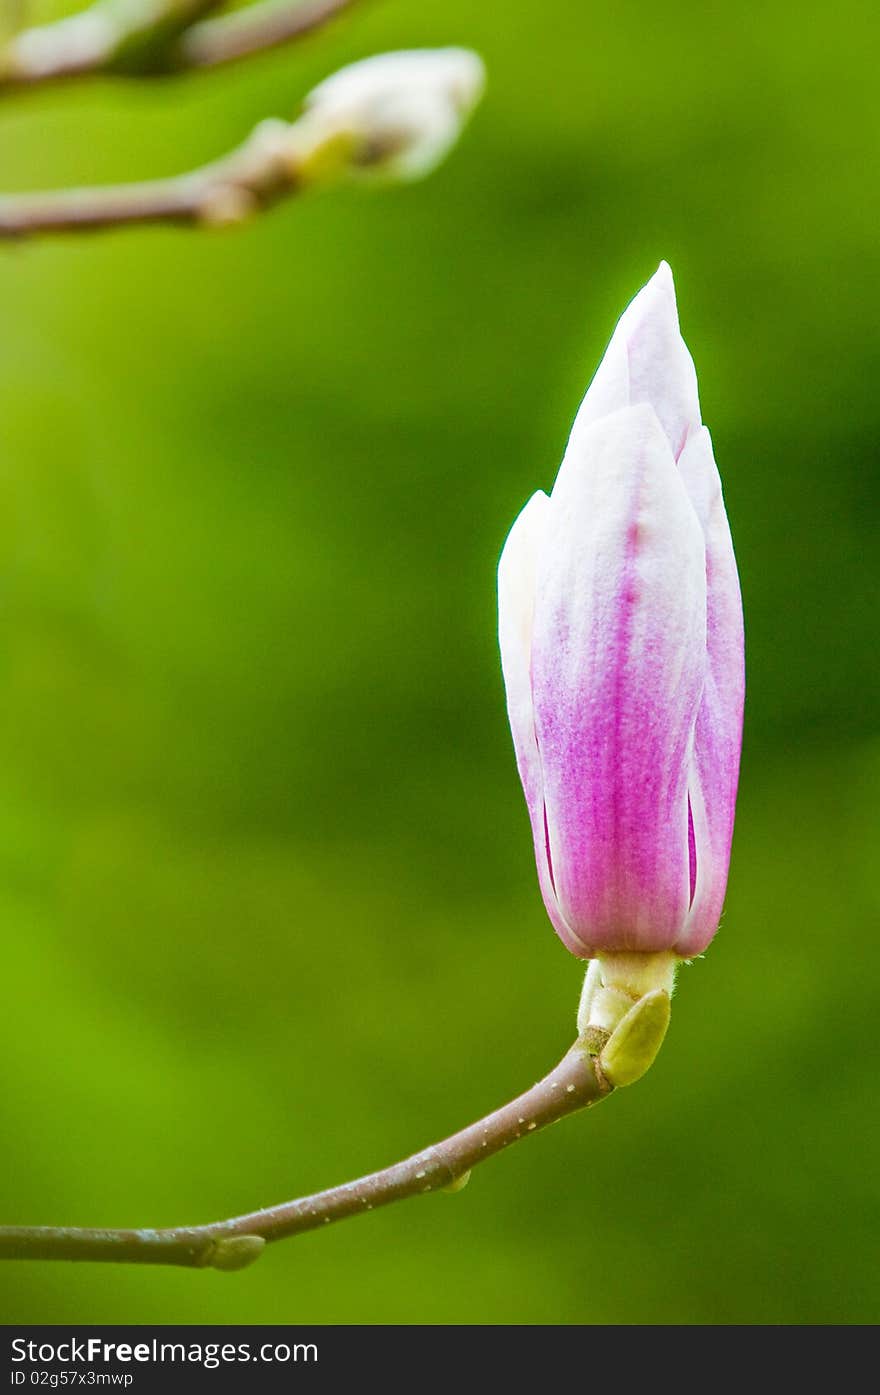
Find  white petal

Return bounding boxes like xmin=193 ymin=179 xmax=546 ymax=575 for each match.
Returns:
xmin=498 ymin=491 xmax=581 ymax=949
xmin=567 ymin=262 xmax=702 ymax=461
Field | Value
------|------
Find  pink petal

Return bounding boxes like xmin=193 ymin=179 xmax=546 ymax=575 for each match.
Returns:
xmin=531 ymin=403 xmax=707 ymax=954
xmin=676 ymin=426 xmax=745 ymax=955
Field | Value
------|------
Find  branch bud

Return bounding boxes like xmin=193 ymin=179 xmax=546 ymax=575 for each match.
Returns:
xmin=296 ymin=47 xmax=485 ymax=185
xmin=205 ymin=1235 xmax=266 ymax=1271
xmin=598 ymin=990 xmax=671 ymax=1088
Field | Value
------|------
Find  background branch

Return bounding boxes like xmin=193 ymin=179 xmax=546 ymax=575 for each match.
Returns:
xmin=178 ymin=0 xmax=363 ymax=73
xmin=0 ymin=0 xmax=364 ymax=90
xmin=0 ymin=115 xmax=315 ymax=238
xmin=0 ymin=43 xmax=487 ymax=241
xmin=0 ymin=1037 xmax=611 ymax=1270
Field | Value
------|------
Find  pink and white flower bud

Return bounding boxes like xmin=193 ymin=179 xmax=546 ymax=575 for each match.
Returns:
xmin=498 ymin=263 xmax=744 ymax=962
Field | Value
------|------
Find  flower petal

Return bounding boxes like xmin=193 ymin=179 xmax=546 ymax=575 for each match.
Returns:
xmin=531 ymin=403 xmax=707 ymax=953
xmin=498 ymin=491 xmax=584 ymax=951
xmin=676 ymin=426 xmax=745 ymax=955
xmin=568 ymin=262 xmax=702 ymax=462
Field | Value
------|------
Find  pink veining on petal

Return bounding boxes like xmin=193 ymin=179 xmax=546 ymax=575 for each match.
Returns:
xmin=532 ymin=403 xmax=707 ymax=955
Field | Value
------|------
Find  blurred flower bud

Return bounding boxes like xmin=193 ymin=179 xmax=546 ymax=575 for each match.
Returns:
xmin=498 ymin=264 xmax=744 ymax=969
xmin=298 ymin=47 xmax=485 ymax=183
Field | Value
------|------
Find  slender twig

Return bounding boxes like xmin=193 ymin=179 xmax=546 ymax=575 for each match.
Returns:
xmin=0 ymin=42 xmax=486 ymax=241
xmin=177 ymin=0 xmax=364 ymax=72
xmin=0 ymin=116 xmax=305 ymax=238
xmin=0 ymin=1037 xmax=612 ymax=1270
xmin=0 ymin=0 xmax=364 ymax=91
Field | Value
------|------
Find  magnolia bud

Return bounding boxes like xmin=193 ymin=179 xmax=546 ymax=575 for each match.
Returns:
xmin=498 ymin=264 xmax=744 ymax=978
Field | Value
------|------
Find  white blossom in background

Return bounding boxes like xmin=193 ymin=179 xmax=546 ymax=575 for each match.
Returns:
xmin=300 ymin=48 xmax=486 ymax=182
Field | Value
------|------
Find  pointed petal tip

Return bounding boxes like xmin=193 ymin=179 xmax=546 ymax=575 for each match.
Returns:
xmin=642 ymin=261 xmax=675 ymax=304
xmin=644 ymin=258 xmax=678 ymax=313
xmin=614 ymin=260 xmax=682 ymax=349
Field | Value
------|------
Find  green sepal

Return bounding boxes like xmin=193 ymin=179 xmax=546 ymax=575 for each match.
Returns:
xmin=598 ymin=989 xmax=671 ymax=1087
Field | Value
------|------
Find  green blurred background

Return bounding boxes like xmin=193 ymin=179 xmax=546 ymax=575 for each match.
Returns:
xmin=0 ymin=0 xmax=878 ymax=1326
